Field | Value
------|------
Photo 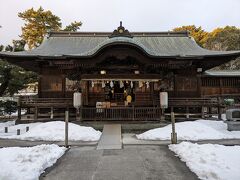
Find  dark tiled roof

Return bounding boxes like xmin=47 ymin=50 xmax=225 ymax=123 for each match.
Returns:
xmin=1 ymin=31 xmax=240 ymax=58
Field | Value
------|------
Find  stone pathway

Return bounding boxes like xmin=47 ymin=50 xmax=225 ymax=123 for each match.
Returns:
xmin=97 ymin=124 xmax=122 ymax=150
xmin=41 ymin=145 xmax=198 ymax=180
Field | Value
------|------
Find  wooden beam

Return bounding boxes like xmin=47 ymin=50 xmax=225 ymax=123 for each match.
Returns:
xmin=81 ymin=74 xmax=161 ymax=81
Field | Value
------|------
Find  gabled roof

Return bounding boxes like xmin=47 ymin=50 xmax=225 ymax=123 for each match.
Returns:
xmin=0 ymin=30 xmax=240 ymax=59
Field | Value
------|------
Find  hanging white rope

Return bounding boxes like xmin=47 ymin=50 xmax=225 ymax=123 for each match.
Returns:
xmin=130 ymin=81 xmax=134 ymax=88
xmin=120 ymin=80 xmax=124 ymax=88
xmin=110 ymin=81 xmax=114 ymax=88
xmin=102 ymin=81 xmax=105 ymax=88
xmin=146 ymin=81 xmax=150 ymax=88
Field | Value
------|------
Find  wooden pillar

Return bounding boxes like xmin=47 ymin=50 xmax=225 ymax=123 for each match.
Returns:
xmin=50 ymin=107 xmax=54 ymax=120
xmin=159 ymin=106 xmax=162 ymax=122
xmin=85 ymin=81 xmax=89 ymax=105
xmin=218 ymin=97 xmax=222 ymax=120
xmin=219 ymin=78 xmax=223 ymax=96
xmin=17 ymin=96 xmax=22 ymax=122
xmin=150 ymin=82 xmax=154 ymax=106
xmin=27 ymin=108 xmax=30 ymax=114
xmin=80 ymin=107 xmax=82 ymax=122
xmin=62 ymin=74 xmax=66 ymax=98
xmin=173 ymin=75 xmax=177 ymax=97
xmin=171 ymin=112 xmax=177 ymax=144
xmin=201 ymin=106 xmax=205 ymax=119
xmin=197 ymin=74 xmax=202 ymax=97
xmin=34 ymin=107 xmax=38 ymax=120
xmin=208 ymin=107 xmax=212 ymax=117
xmin=132 ymin=105 xmax=135 ymax=121
xmin=161 ymin=108 xmax=165 ymax=121
xmin=38 ymin=75 xmax=42 ymax=98
xmin=65 ymin=108 xmax=69 ymax=148
xmin=186 ymin=106 xmax=189 ymax=119
xmin=76 ymin=108 xmax=82 ymax=121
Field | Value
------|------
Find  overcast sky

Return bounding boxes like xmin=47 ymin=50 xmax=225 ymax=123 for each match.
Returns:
xmin=0 ymin=0 xmax=240 ymax=45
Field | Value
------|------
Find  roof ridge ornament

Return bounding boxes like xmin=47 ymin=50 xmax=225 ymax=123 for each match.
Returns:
xmin=109 ymin=21 xmax=133 ymax=38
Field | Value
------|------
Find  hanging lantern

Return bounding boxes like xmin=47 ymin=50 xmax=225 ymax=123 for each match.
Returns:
xmin=102 ymin=81 xmax=105 ymax=88
xmin=120 ymin=80 xmax=124 ymax=88
xmin=146 ymin=81 xmax=150 ymax=89
xmin=160 ymin=92 xmax=168 ymax=109
xmin=73 ymin=91 xmax=82 ymax=109
xmin=130 ymin=81 xmax=133 ymax=88
xmin=91 ymin=81 xmax=94 ymax=87
xmin=110 ymin=81 xmax=114 ymax=88
xmin=139 ymin=81 xmax=143 ymax=88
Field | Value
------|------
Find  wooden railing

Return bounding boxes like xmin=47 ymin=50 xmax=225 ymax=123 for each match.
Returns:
xmin=81 ymin=107 xmax=161 ymax=121
xmin=21 ymin=97 xmax=72 ymax=107
xmin=18 ymin=96 xmax=239 ymax=121
xmin=152 ymin=96 xmax=221 ymax=107
xmin=20 ymin=96 xmax=223 ymax=108
xmin=168 ymin=98 xmax=220 ymax=107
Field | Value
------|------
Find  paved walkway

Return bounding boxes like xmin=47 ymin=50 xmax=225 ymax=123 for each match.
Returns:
xmin=41 ymin=145 xmax=198 ymax=180
xmin=0 ymin=139 xmax=97 ymax=147
xmin=1 ymin=135 xmax=240 ymax=180
xmin=123 ymin=133 xmax=240 ymax=146
xmin=97 ymin=124 xmax=122 ymax=150
xmin=1 ymin=135 xmax=240 ymax=147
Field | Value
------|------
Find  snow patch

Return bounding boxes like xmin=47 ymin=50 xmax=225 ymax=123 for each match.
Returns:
xmin=169 ymin=142 xmax=240 ymax=180
xmin=0 ymin=121 xmax=101 ymax=141
xmin=0 ymin=144 xmax=66 ymax=180
xmin=137 ymin=120 xmax=240 ymax=141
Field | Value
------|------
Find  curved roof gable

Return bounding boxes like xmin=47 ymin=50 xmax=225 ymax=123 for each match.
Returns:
xmin=0 ymin=27 xmax=240 ymax=59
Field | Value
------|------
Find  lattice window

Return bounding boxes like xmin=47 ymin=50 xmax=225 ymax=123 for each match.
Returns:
xmin=202 ymin=78 xmax=220 ymax=87
xmin=222 ymin=78 xmax=240 ymax=87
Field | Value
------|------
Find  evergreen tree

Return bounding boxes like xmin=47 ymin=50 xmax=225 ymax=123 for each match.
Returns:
xmin=18 ymin=7 xmax=82 ymax=49
xmin=173 ymin=25 xmax=209 ymax=47
xmin=18 ymin=6 xmax=62 ymax=49
xmin=0 ymin=45 xmax=37 ymax=96
xmin=64 ymin=21 xmax=82 ymax=32
xmin=205 ymin=26 xmax=240 ymax=70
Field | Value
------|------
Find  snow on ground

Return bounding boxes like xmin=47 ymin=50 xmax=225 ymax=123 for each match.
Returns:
xmin=136 ymin=120 xmax=240 ymax=141
xmin=0 ymin=121 xmax=101 ymax=141
xmin=212 ymin=114 xmax=226 ymax=121
xmin=169 ymin=142 xmax=240 ymax=180
xmin=10 ymin=109 xmax=27 ymax=116
xmin=0 ymin=144 xmax=66 ymax=180
xmin=0 ymin=120 xmax=16 ymax=129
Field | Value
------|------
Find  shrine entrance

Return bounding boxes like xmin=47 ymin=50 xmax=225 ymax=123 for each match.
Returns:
xmin=104 ymin=81 xmax=135 ymax=105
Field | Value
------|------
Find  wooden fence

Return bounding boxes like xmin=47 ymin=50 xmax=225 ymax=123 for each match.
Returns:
xmin=17 ymin=96 xmax=239 ymax=121
xmin=81 ymin=107 xmax=161 ymax=121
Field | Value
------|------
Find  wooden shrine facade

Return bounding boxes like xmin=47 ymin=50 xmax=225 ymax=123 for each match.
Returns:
xmin=1 ymin=23 xmax=240 ymax=121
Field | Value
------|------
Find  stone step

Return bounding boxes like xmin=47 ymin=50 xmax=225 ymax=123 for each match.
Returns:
xmin=97 ymin=124 xmax=122 ymax=150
